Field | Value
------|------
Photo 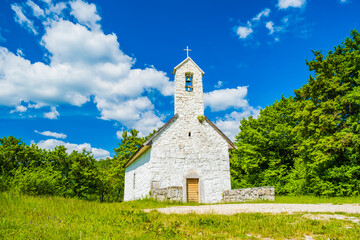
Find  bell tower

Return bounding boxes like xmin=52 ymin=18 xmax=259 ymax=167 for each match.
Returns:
xmin=172 ymin=48 xmax=205 ymax=118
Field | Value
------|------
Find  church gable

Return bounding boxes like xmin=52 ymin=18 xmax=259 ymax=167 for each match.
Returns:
xmin=124 ymin=113 xmax=235 ymax=169
xmin=172 ymin=57 xmax=204 ymax=76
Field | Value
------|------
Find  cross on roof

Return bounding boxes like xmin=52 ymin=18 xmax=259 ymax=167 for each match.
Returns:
xmin=183 ymin=46 xmax=192 ymax=58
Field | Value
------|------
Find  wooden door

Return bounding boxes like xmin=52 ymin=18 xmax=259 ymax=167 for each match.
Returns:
xmin=186 ymin=178 xmax=199 ymax=203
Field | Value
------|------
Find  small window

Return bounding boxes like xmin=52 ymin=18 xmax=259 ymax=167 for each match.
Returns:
xmin=185 ymin=73 xmax=193 ymax=92
xmin=133 ymin=173 xmax=136 ymax=189
xmin=188 ymin=132 xmax=191 ymax=137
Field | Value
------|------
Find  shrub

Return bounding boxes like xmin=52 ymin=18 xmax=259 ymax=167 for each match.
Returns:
xmin=11 ymin=165 xmax=64 ymax=196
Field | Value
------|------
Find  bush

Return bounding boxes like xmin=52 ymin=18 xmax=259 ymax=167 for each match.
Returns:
xmin=11 ymin=165 xmax=64 ymax=196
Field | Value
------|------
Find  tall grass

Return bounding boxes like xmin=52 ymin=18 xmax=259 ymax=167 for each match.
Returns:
xmin=1 ymin=192 xmax=359 ymax=239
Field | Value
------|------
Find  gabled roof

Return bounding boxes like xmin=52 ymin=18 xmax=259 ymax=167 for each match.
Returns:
xmin=172 ymin=57 xmax=205 ymax=76
xmin=124 ymin=114 xmax=236 ymax=168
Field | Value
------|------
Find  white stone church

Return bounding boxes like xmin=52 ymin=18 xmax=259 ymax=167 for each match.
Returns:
xmin=124 ymin=52 xmax=236 ymax=203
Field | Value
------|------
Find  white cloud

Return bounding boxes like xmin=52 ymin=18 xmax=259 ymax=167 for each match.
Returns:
xmin=215 ymin=107 xmax=261 ymax=141
xmin=70 ymin=0 xmax=101 ymax=31
xmin=204 ymin=86 xmax=249 ymax=112
xmin=265 ymin=21 xmax=283 ymax=35
xmin=1 ymin=0 xmax=173 ymax=136
xmin=35 ymin=130 xmax=67 ymax=139
xmin=252 ymin=8 xmax=271 ymax=21
xmin=214 ymin=81 xmax=223 ymax=89
xmin=44 ymin=106 xmax=59 ymax=119
xmin=205 ymin=85 xmax=261 ymax=140
xmin=278 ymin=0 xmax=306 ymax=9
xmin=45 ymin=2 xmax=67 ymax=16
xmin=10 ymin=105 xmax=27 ymax=113
xmin=37 ymin=139 xmax=110 ymax=159
xmin=26 ymin=0 xmax=45 ymax=18
xmin=236 ymin=26 xmax=253 ymax=39
xmin=266 ymin=21 xmax=275 ymax=34
xmin=116 ymin=131 xmax=123 ymax=140
xmin=11 ymin=4 xmax=38 ymax=34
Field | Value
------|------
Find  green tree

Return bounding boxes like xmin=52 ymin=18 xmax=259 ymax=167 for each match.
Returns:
xmin=231 ymin=97 xmax=297 ymax=194
xmin=47 ymin=146 xmax=99 ymax=199
xmin=231 ymin=30 xmax=360 ymax=196
xmin=108 ymin=129 xmax=146 ymax=201
xmin=290 ymin=30 xmax=360 ymax=196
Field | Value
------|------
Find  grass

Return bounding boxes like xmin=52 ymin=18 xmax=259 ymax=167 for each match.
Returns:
xmin=1 ymin=192 xmax=360 ymax=239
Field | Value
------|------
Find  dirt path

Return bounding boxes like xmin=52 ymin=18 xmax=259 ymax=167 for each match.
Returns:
xmin=144 ymin=203 xmax=360 ymax=215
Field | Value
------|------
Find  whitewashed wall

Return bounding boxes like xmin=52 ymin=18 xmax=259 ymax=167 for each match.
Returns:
xmin=124 ymin=149 xmax=152 ymax=201
xmin=149 ymin=117 xmax=231 ymax=203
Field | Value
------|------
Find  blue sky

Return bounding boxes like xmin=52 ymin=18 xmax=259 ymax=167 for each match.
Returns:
xmin=0 ymin=0 xmax=359 ymax=159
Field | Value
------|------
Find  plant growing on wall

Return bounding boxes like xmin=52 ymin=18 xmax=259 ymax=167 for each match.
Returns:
xmin=197 ymin=115 xmax=205 ymax=123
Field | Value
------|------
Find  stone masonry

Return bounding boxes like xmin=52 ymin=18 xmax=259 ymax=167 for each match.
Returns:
xmin=222 ymin=186 xmax=275 ymax=203
xmin=151 ymin=186 xmax=183 ymax=202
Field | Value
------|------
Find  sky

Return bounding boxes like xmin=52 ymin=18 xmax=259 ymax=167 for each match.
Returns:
xmin=0 ymin=0 xmax=359 ymax=159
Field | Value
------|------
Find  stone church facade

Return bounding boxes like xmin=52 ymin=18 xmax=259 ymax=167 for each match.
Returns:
xmin=124 ymin=56 xmax=235 ymax=203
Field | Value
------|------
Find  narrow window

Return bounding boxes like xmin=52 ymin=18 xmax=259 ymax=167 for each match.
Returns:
xmin=188 ymin=132 xmax=191 ymax=137
xmin=185 ymin=72 xmax=193 ymax=92
xmin=133 ymin=173 xmax=136 ymax=189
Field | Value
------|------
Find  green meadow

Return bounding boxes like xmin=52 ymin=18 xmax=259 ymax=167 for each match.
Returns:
xmin=1 ymin=192 xmax=360 ymax=239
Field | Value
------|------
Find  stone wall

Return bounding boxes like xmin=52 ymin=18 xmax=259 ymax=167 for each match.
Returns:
xmin=222 ymin=186 xmax=275 ymax=203
xmin=151 ymin=186 xmax=183 ymax=202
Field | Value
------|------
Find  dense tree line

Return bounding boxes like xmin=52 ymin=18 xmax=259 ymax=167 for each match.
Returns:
xmin=0 ymin=129 xmax=150 ymax=202
xmin=231 ymin=30 xmax=360 ymax=196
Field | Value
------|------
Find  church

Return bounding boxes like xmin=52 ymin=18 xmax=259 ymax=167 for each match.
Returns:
xmin=123 ymin=50 xmax=236 ymax=203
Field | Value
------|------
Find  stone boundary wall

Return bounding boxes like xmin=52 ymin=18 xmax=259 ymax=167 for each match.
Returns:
xmin=222 ymin=186 xmax=275 ymax=203
xmin=151 ymin=186 xmax=183 ymax=202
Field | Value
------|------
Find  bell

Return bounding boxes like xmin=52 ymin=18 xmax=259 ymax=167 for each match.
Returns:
xmin=186 ymin=77 xmax=191 ymax=82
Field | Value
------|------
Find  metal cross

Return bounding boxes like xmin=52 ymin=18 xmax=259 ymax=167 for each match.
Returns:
xmin=183 ymin=46 xmax=192 ymax=58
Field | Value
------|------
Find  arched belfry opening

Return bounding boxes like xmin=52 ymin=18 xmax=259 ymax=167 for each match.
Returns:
xmin=185 ymin=72 xmax=193 ymax=92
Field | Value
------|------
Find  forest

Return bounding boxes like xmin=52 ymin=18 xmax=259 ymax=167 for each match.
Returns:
xmin=0 ymin=30 xmax=359 ymax=201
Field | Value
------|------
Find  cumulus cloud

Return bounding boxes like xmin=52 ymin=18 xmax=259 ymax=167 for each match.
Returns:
xmin=44 ymin=106 xmax=59 ymax=119
xmin=11 ymin=4 xmax=38 ymax=34
xmin=265 ymin=21 xmax=283 ymax=35
xmin=236 ymin=26 xmax=253 ymax=39
xmin=234 ymin=2 xmax=306 ymax=43
xmin=37 ymin=139 xmax=110 ymax=159
xmin=70 ymin=0 xmax=101 ymax=31
xmin=204 ymin=86 xmax=261 ymax=140
xmin=1 ymin=0 xmax=173 ymax=136
xmin=35 ymin=130 xmax=67 ymax=139
xmin=252 ymin=8 xmax=271 ymax=21
xmin=234 ymin=8 xmax=271 ymax=40
xmin=26 ymin=0 xmax=45 ymax=17
xmin=10 ymin=105 xmax=27 ymax=113
xmin=214 ymin=81 xmax=223 ymax=89
xmin=278 ymin=0 xmax=306 ymax=9
xmin=215 ymin=107 xmax=261 ymax=141
xmin=204 ymin=86 xmax=249 ymax=112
